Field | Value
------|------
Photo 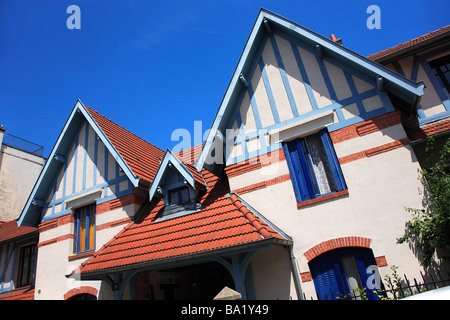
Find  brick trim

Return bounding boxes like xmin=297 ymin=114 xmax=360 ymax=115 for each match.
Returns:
xmin=96 ymin=217 xmax=132 ymax=231
xmin=38 ymin=234 xmax=73 ymax=248
xmin=64 ymin=286 xmax=98 ymax=300
xmin=231 ymin=174 xmax=291 ymax=195
xmin=304 ymin=236 xmax=372 ymax=262
xmin=329 ymin=111 xmax=402 ymax=144
xmin=225 ymin=149 xmax=286 ymax=178
xmin=297 ymin=189 xmax=349 ymax=208
xmin=338 ymin=138 xmax=409 ymax=165
xmin=300 ymin=271 xmax=312 ymax=282
xmin=375 ymin=255 xmax=388 ymax=267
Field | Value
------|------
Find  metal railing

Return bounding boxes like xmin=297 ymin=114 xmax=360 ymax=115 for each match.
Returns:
xmin=1 ymin=133 xmax=44 ymax=157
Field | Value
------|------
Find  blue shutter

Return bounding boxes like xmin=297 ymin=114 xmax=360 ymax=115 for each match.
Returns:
xmin=310 ymin=256 xmax=342 ymax=300
xmin=319 ymin=129 xmax=347 ymax=191
xmin=354 ymin=248 xmax=380 ymax=300
xmin=283 ymin=139 xmax=311 ymax=202
xmin=282 ymin=142 xmax=302 ymax=202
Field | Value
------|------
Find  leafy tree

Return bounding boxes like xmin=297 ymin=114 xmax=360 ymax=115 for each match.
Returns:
xmin=397 ymin=136 xmax=450 ymax=267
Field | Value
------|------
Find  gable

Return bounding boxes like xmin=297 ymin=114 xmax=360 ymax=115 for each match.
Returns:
xmin=17 ymin=101 xmax=159 ymax=227
xmin=149 ymin=149 xmax=206 ymax=201
xmin=224 ymin=31 xmax=393 ymax=165
xmin=196 ymin=9 xmax=425 ymax=170
xmin=39 ymin=119 xmax=133 ymax=223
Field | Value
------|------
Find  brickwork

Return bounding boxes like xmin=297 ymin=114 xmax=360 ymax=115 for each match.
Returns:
xmin=63 ymin=286 xmax=98 ymax=300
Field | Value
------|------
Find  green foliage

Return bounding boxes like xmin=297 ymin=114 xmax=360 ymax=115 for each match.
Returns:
xmin=397 ymin=137 xmax=450 ymax=267
xmin=383 ymin=265 xmax=403 ymax=300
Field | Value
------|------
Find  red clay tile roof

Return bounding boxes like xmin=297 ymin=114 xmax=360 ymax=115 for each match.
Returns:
xmin=367 ymin=25 xmax=450 ymax=62
xmin=176 ymin=143 xmax=204 ymax=165
xmin=0 ymin=287 xmax=34 ymax=300
xmin=85 ymin=106 xmax=165 ymax=185
xmin=0 ymin=220 xmax=37 ymax=244
xmin=73 ymin=169 xmax=288 ymax=275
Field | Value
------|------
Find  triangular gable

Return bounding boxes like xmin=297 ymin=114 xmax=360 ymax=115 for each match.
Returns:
xmin=18 ymin=100 xmax=162 ymax=227
xmin=149 ymin=149 xmax=206 ymax=201
xmin=196 ymin=9 xmax=425 ymax=171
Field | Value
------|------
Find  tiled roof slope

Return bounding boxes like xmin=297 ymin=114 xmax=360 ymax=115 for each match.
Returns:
xmin=0 ymin=220 xmax=37 ymax=244
xmin=0 ymin=287 xmax=34 ymax=300
xmin=73 ymin=169 xmax=288 ymax=275
xmin=367 ymin=25 xmax=450 ymax=61
xmin=85 ymin=106 xmax=165 ymax=184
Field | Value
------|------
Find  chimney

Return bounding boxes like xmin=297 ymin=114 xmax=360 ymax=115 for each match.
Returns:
xmin=330 ymin=34 xmax=343 ymax=45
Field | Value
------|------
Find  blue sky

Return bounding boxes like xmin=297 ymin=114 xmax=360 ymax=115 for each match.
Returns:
xmin=0 ymin=0 xmax=449 ymax=158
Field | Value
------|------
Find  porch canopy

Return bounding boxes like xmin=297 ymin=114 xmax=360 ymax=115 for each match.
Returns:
xmin=69 ymin=169 xmax=292 ymax=299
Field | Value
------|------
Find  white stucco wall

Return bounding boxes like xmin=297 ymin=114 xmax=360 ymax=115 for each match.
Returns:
xmin=0 ymin=145 xmax=45 ymax=221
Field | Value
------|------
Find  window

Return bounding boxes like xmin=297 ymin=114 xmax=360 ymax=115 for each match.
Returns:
xmin=16 ymin=244 xmax=36 ymax=287
xmin=168 ymin=186 xmax=190 ymax=206
xmin=429 ymin=55 xmax=450 ymax=98
xmin=282 ymin=128 xmax=346 ymax=203
xmin=309 ymin=248 xmax=383 ymax=300
xmin=74 ymin=203 xmax=96 ymax=254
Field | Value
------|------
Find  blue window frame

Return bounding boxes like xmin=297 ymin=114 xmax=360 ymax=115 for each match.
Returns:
xmin=168 ymin=186 xmax=190 ymax=206
xmin=309 ymin=247 xmax=383 ymax=300
xmin=74 ymin=203 xmax=96 ymax=254
xmin=282 ymin=128 xmax=346 ymax=203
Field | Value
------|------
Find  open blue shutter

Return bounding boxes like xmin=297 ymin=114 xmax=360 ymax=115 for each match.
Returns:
xmin=354 ymin=249 xmax=380 ymax=300
xmin=310 ymin=256 xmax=342 ymax=300
xmin=319 ymin=129 xmax=346 ymax=191
xmin=282 ymin=142 xmax=302 ymax=202
xmin=283 ymin=140 xmax=311 ymax=202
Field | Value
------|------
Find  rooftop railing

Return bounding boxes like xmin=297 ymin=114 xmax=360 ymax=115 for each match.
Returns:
xmin=2 ymin=133 xmax=44 ymax=157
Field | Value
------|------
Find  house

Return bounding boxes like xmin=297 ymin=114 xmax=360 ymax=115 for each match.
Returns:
xmin=367 ymin=25 xmax=450 ymax=165
xmin=9 ymin=9 xmax=450 ymax=300
xmin=0 ymin=126 xmax=45 ymax=221
xmin=0 ymin=127 xmax=44 ymax=300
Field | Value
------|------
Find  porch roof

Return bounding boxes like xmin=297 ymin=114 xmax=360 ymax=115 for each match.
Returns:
xmin=71 ymin=168 xmax=291 ymax=278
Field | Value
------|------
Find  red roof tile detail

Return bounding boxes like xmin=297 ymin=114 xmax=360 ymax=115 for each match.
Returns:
xmin=0 ymin=220 xmax=37 ymax=243
xmin=73 ymin=170 xmax=287 ymax=275
xmin=0 ymin=287 xmax=34 ymax=300
xmin=85 ymin=106 xmax=165 ymax=184
xmin=176 ymin=143 xmax=204 ymax=165
xmin=367 ymin=25 xmax=450 ymax=61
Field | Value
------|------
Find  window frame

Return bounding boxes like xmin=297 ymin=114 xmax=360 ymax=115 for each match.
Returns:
xmin=168 ymin=186 xmax=191 ymax=206
xmin=283 ymin=128 xmax=347 ymax=204
xmin=16 ymin=243 xmax=36 ymax=288
xmin=429 ymin=54 xmax=450 ymax=97
xmin=74 ymin=203 xmax=96 ymax=254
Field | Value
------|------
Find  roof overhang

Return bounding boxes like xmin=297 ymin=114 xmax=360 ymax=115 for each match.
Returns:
xmin=17 ymin=100 xmax=140 ymax=227
xmin=196 ymin=9 xmax=425 ymax=171
xmin=69 ymin=236 xmax=292 ymax=280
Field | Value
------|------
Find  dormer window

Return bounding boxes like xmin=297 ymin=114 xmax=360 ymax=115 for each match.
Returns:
xmin=168 ymin=186 xmax=190 ymax=206
xmin=149 ymin=150 xmax=207 ymax=222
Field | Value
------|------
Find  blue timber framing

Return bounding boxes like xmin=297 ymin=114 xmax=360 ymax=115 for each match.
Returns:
xmin=196 ymin=9 xmax=424 ymax=172
xmin=18 ymin=100 xmax=140 ymax=227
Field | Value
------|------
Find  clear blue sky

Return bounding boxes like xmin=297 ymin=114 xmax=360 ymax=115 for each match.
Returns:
xmin=1 ymin=0 xmax=449 ymax=158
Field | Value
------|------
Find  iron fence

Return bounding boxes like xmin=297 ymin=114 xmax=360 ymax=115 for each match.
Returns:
xmin=304 ymin=270 xmax=450 ymax=300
